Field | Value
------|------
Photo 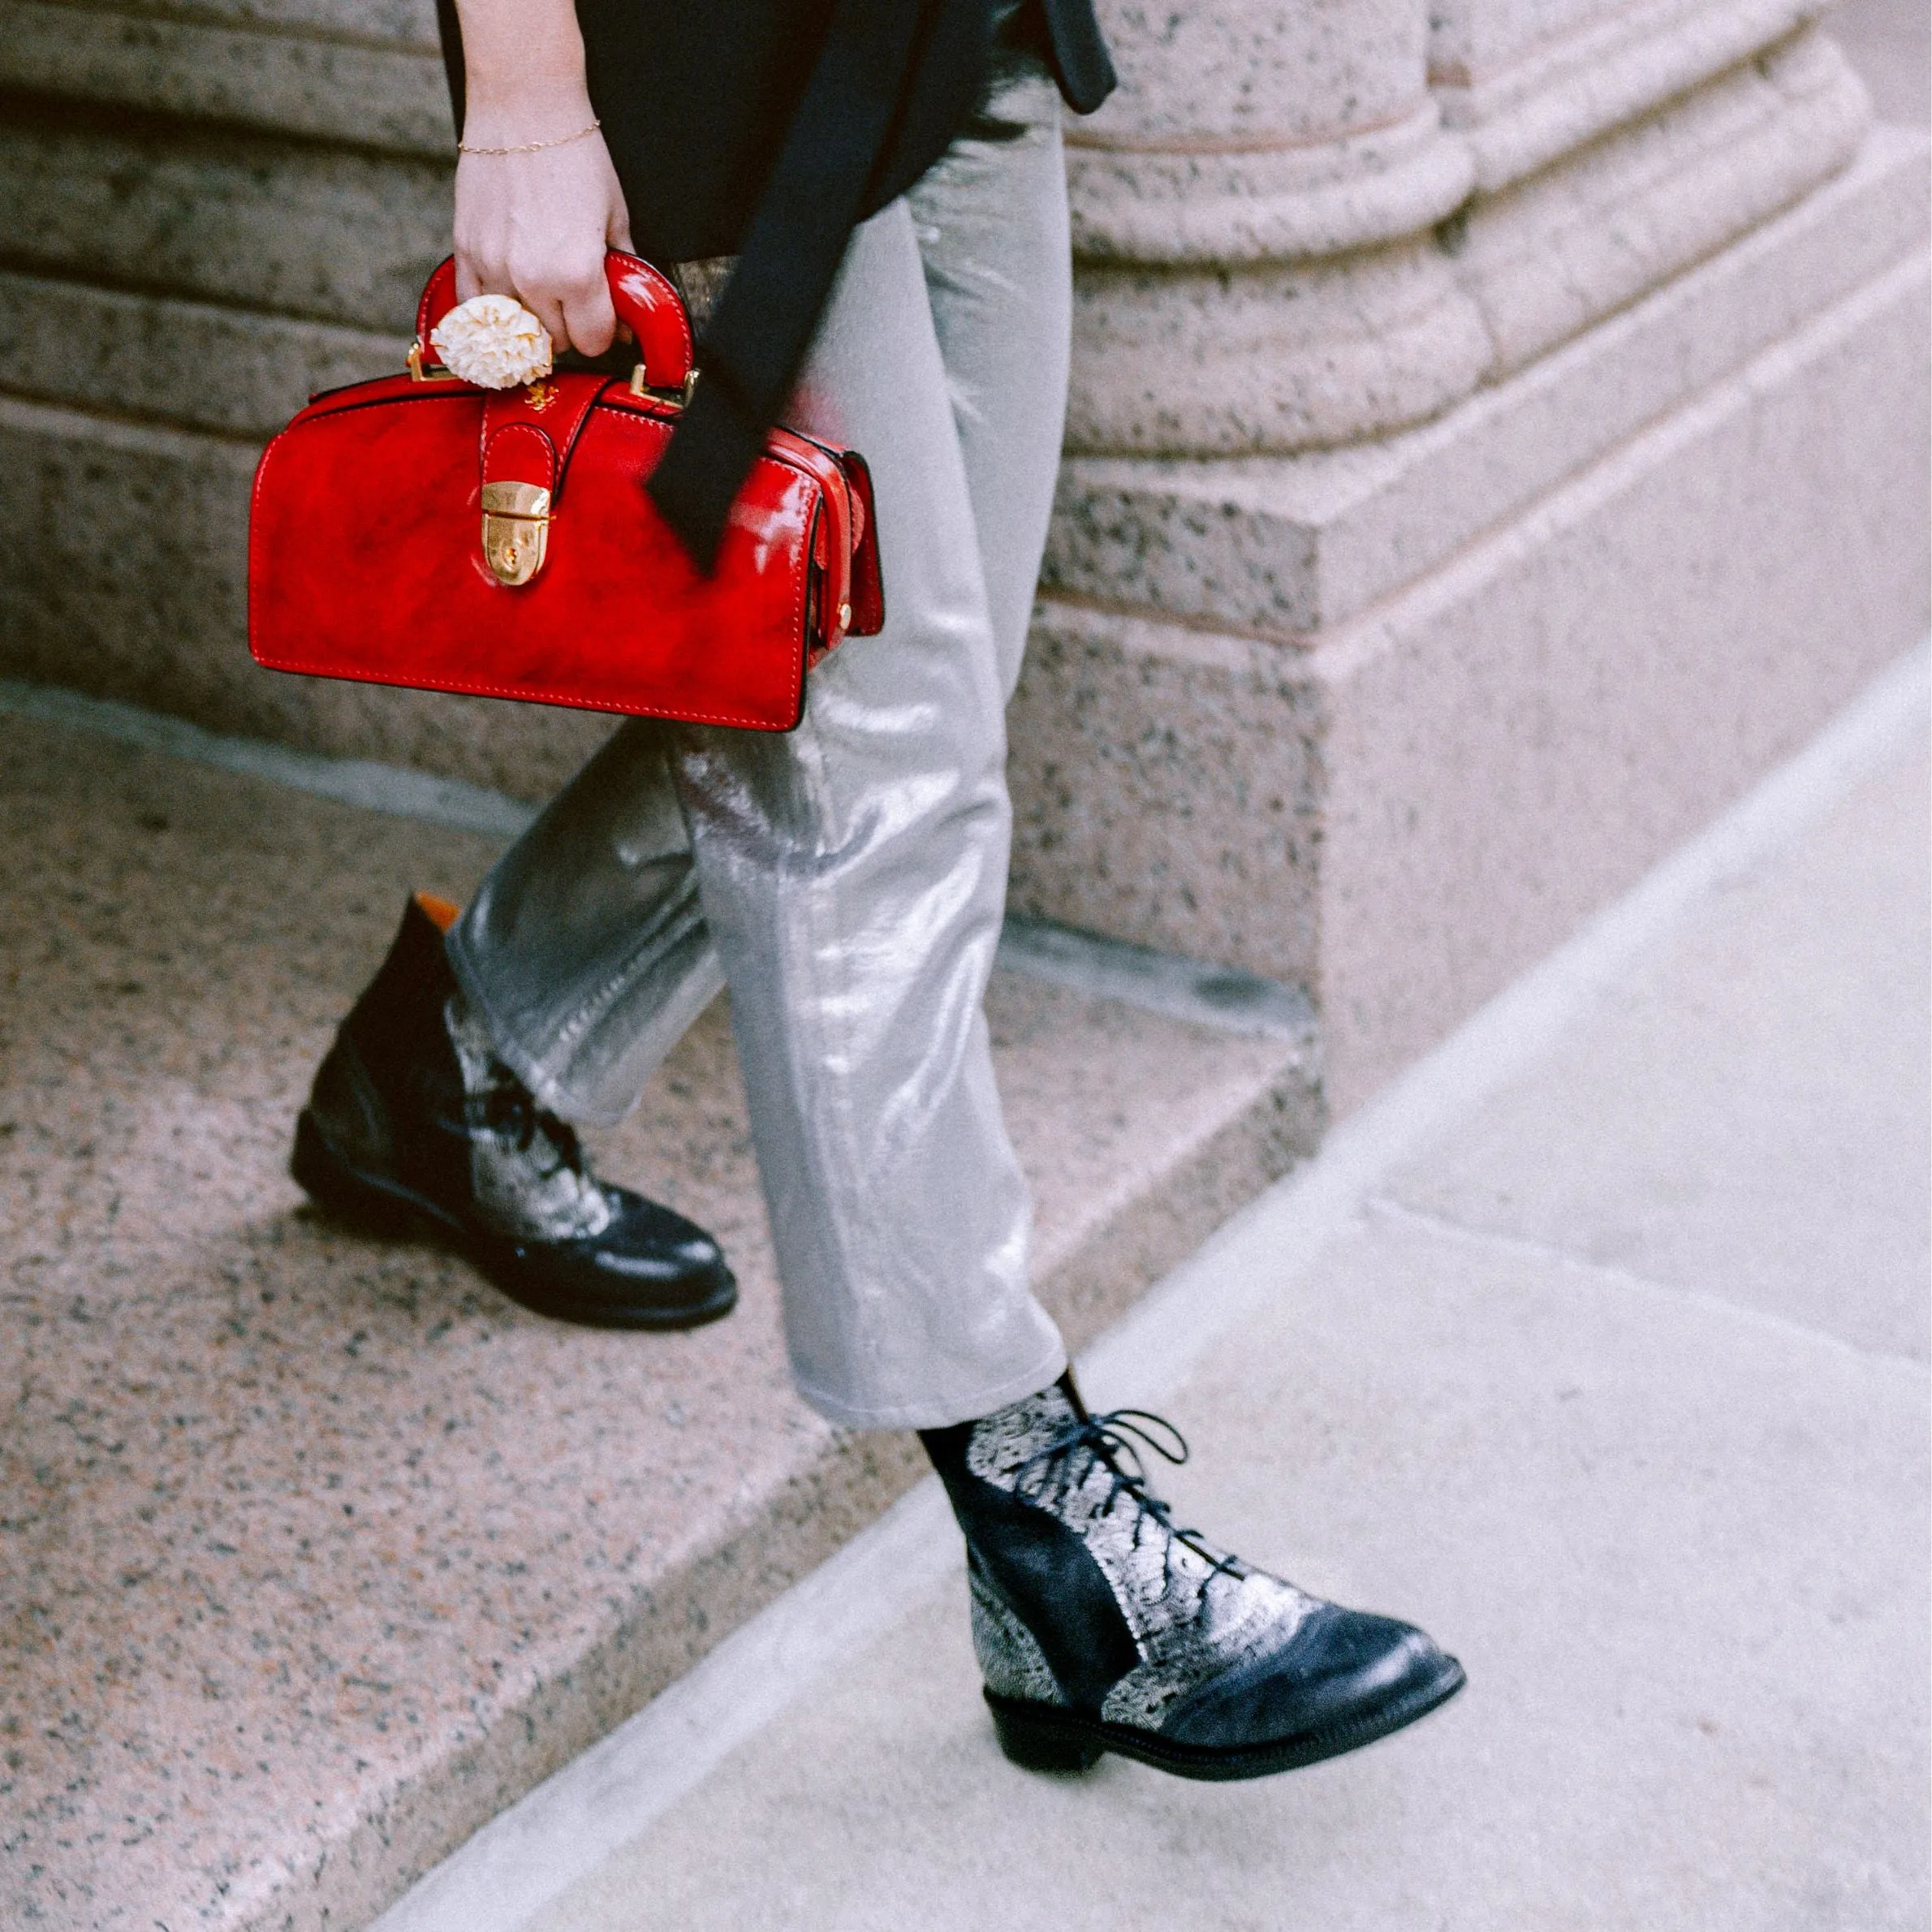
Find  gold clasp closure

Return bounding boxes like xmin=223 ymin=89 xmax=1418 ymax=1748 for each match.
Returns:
xmin=481 ymin=481 xmax=551 ymax=586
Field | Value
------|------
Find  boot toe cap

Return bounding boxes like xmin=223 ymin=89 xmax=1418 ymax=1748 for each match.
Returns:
xmin=491 ymin=1185 xmax=736 ymax=1328
xmin=1160 ymin=1603 xmax=1460 ymax=1752
xmin=593 ymin=1188 xmax=729 ymax=1274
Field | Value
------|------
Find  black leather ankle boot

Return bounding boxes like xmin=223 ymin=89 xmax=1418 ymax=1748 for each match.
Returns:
xmin=292 ymin=892 xmax=736 ymax=1329
xmin=921 ymin=1374 xmax=1463 ymax=1779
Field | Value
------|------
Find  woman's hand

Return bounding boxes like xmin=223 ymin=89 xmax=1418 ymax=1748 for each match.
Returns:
xmin=451 ymin=0 xmax=633 ymax=358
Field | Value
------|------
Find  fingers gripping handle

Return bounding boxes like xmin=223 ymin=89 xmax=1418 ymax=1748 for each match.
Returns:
xmin=413 ymin=252 xmax=694 ymax=389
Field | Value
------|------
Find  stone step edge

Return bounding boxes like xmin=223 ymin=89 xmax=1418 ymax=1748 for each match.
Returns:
xmin=0 ymin=672 xmax=1313 ymax=1045
xmin=0 ymin=692 xmax=1318 ymax=1932
xmin=0 ymin=263 xmax=408 ymax=442
xmin=262 ymin=1029 xmax=1317 ymax=1932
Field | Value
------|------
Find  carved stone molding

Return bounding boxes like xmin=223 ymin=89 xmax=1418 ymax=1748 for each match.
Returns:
xmin=1448 ymin=25 xmax=1870 ymax=374
xmin=0 ymin=0 xmax=452 ymax=155
xmin=1067 ymin=101 xmax=1474 ymax=265
xmin=1066 ymin=0 xmax=1489 ymax=455
xmin=1065 ymin=237 xmax=1492 ymax=455
xmin=1430 ymin=0 xmax=1835 ymax=192
xmin=1066 ymin=0 xmax=1873 ymax=459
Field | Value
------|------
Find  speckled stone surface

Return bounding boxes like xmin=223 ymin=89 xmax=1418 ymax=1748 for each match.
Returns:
xmin=1015 ymin=205 xmax=1929 ymax=1109
xmin=0 ymin=716 xmax=1314 ymax=1932
xmin=0 ymin=0 xmax=453 ymax=157
xmin=0 ymin=96 xmax=451 ymax=334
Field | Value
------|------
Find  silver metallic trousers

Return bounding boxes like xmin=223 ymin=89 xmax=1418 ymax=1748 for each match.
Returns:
xmin=448 ymin=71 xmax=1072 ymax=1430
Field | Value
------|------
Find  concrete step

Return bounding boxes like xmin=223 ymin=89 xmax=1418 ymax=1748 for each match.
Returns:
xmin=0 ymin=704 xmax=1317 ymax=1932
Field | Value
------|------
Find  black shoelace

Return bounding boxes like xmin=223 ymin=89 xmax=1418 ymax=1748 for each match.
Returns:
xmin=472 ymin=1074 xmax=588 ymax=1179
xmin=1015 ymin=1407 xmax=1242 ymax=1597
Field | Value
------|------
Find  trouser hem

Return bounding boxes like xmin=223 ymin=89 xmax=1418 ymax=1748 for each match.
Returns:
xmin=791 ymin=1343 xmax=1069 ymax=1434
xmin=444 ymin=925 xmax=635 ymax=1130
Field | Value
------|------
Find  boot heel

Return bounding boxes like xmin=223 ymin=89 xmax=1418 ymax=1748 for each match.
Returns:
xmin=291 ymin=1110 xmax=420 ymax=1236
xmin=986 ymin=1694 xmax=1103 ymax=1774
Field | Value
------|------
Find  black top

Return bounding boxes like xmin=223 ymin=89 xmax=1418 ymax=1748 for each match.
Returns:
xmin=437 ymin=0 xmax=1113 ymax=566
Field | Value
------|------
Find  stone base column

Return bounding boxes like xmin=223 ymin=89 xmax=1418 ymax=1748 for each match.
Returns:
xmin=1010 ymin=0 xmax=1927 ymax=1113
xmin=1061 ymin=0 xmax=1486 ymax=454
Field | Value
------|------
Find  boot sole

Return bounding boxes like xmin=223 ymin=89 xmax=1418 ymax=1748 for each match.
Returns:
xmin=985 ymin=1654 xmax=1466 ymax=1781
xmin=291 ymin=1109 xmax=738 ymax=1331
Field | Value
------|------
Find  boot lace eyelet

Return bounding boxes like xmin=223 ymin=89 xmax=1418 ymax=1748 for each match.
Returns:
xmin=1014 ymin=1408 xmax=1240 ymax=1603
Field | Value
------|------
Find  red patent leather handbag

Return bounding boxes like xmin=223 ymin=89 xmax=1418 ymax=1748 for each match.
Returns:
xmin=248 ymin=252 xmax=883 ymax=731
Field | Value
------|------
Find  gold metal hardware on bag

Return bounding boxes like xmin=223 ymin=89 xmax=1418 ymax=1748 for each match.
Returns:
xmin=402 ymin=342 xmax=458 ymax=382
xmin=481 ymin=481 xmax=552 ymax=586
xmin=629 ymin=365 xmax=700 ymax=408
xmin=836 ymin=602 xmax=852 ymax=635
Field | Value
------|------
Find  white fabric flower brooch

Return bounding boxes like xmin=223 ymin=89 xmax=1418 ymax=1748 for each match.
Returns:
xmin=429 ymin=294 xmax=554 ymax=389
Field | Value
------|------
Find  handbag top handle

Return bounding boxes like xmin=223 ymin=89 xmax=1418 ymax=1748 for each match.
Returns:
xmin=412 ymin=251 xmax=695 ymax=392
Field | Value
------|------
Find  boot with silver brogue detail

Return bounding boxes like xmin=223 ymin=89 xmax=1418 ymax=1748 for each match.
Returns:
xmin=292 ymin=892 xmax=735 ymax=1328
xmin=921 ymin=1375 xmax=1464 ymax=1779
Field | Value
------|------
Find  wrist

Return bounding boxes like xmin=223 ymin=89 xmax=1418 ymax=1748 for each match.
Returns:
xmin=458 ymin=117 xmax=602 ymax=157
xmin=459 ymin=75 xmax=595 ymax=147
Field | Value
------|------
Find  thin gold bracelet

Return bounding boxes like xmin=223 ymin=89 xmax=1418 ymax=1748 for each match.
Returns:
xmin=459 ymin=119 xmax=601 ymax=156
